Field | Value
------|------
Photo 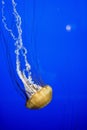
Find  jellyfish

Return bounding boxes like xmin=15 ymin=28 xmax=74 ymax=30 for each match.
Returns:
xmin=1 ymin=0 xmax=52 ymax=109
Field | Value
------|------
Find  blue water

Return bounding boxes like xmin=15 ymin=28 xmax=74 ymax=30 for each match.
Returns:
xmin=0 ymin=0 xmax=87 ymax=130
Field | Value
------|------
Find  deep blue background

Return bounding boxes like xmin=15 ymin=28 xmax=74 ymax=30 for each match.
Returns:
xmin=0 ymin=0 xmax=87 ymax=130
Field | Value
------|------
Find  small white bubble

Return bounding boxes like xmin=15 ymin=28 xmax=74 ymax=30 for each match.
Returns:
xmin=2 ymin=0 xmax=5 ymax=4
xmin=66 ymin=25 xmax=72 ymax=31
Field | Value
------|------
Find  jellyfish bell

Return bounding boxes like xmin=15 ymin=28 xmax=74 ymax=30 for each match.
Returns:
xmin=20 ymin=73 xmax=52 ymax=109
xmin=26 ymin=85 xmax=52 ymax=109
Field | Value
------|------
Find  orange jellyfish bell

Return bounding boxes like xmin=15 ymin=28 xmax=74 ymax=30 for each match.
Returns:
xmin=26 ymin=85 xmax=52 ymax=109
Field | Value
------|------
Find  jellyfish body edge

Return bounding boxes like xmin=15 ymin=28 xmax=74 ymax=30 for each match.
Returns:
xmin=26 ymin=85 xmax=52 ymax=109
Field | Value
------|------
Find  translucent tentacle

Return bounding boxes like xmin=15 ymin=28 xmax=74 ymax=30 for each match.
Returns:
xmin=1 ymin=0 xmax=41 ymax=98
